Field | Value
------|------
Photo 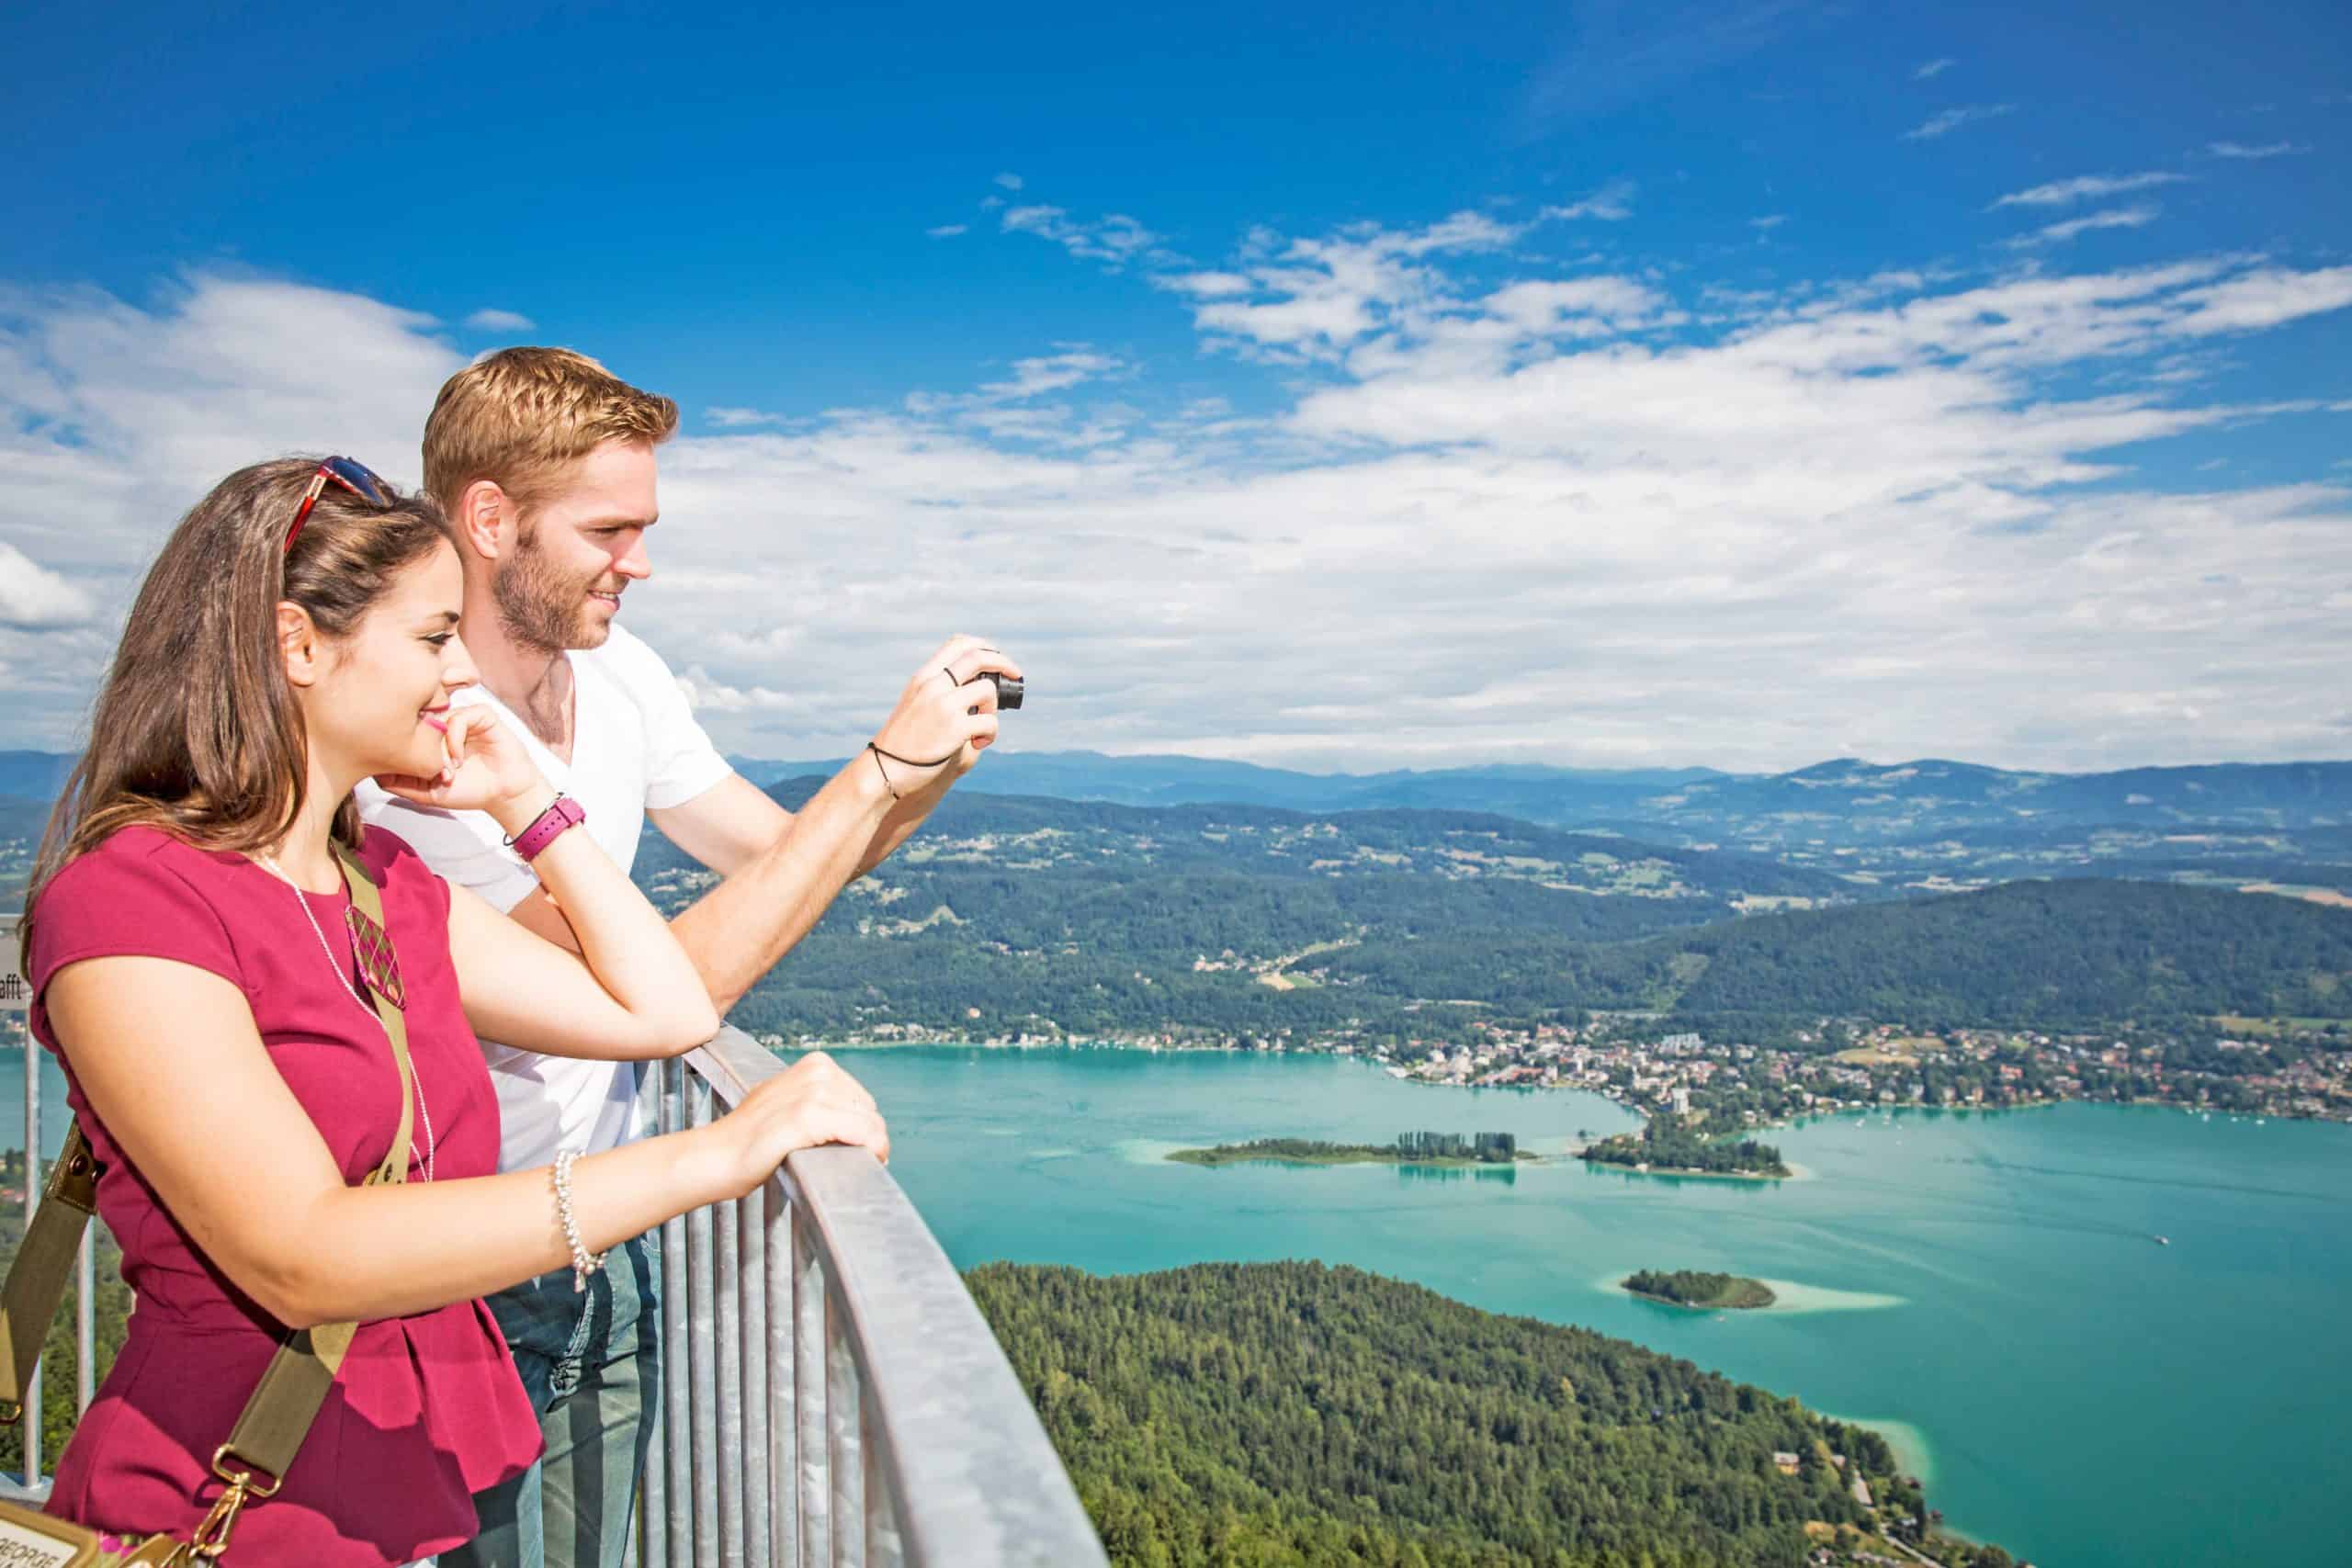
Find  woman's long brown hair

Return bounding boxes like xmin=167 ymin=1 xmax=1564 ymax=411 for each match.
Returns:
xmin=19 ymin=457 xmax=457 ymax=966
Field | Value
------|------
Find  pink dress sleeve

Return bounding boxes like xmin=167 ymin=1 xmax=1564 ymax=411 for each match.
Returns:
xmin=28 ymin=829 xmax=251 ymax=1016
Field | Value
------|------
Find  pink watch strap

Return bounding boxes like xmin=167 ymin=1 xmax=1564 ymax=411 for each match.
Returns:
xmin=510 ymin=795 xmax=586 ymax=863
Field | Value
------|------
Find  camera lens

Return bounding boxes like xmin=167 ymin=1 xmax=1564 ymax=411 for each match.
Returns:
xmin=988 ymin=672 xmax=1025 ymax=710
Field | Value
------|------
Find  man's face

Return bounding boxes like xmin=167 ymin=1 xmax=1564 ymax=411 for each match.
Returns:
xmin=492 ymin=438 xmax=659 ymax=652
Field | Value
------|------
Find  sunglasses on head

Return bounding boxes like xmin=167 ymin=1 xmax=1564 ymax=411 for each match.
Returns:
xmin=283 ymin=457 xmax=391 ymax=553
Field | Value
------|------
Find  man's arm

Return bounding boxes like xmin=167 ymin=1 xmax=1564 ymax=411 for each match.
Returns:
xmin=512 ymin=636 xmax=1019 ymax=1015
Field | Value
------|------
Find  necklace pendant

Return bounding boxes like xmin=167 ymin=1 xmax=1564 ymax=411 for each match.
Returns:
xmin=345 ymin=904 xmax=407 ymax=1010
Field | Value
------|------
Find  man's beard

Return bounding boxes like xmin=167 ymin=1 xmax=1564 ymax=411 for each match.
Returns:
xmin=493 ymin=525 xmax=608 ymax=652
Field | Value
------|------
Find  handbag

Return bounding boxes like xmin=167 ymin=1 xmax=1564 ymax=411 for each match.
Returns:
xmin=0 ymin=842 xmax=416 ymax=1565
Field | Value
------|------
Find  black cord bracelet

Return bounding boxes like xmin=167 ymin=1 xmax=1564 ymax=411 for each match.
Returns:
xmin=866 ymin=739 xmax=962 ymax=801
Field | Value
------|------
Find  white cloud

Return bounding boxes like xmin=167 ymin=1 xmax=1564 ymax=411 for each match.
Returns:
xmin=1904 ymin=103 xmax=2016 ymax=140
xmin=993 ymin=173 xmax=1024 ymax=190
xmin=1151 ymin=272 xmax=1253 ymax=298
xmin=4 ymin=255 xmax=2350 ymax=773
xmin=2162 ymin=266 xmax=2352 ymax=335
xmin=1750 ymin=214 xmax=1788 ymax=231
xmin=707 ymin=406 xmax=784 ymax=427
xmin=675 ymin=665 xmax=802 ymax=714
xmin=0 ymin=541 xmax=96 ymax=628
xmin=1540 ymin=179 xmax=1636 ymax=222
xmin=1000 ymin=205 xmax=1162 ymax=269
xmin=1992 ymin=172 xmax=2187 ymax=209
xmin=926 ymin=223 xmax=969 ymax=238
xmin=463 ymin=308 xmax=536 ymax=333
xmin=2008 ymin=204 xmax=2163 ymax=248
xmin=1914 ymin=58 xmax=1956 ymax=80
xmin=2207 ymin=141 xmax=2311 ymax=159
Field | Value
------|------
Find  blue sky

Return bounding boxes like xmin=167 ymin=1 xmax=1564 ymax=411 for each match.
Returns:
xmin=3 ymin=0 xmax=2348 ymax=771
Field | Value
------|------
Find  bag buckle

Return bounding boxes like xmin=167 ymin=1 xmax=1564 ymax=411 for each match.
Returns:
xmin=176 ymin=1444 xmax=283 ymax=1560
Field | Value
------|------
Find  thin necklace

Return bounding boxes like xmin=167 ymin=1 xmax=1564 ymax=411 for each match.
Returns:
xmin=255 ymin=852 xmax=435 ymax=1182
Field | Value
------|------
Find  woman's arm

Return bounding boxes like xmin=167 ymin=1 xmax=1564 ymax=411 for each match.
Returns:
xmin=44 ymin=954 xmax=883 ymax=1327
xmin=381 ymin=707 xmax=718 ymax=1058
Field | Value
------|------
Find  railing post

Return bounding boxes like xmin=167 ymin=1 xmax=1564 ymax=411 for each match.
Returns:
xmin=715 ymin=1173 xmax=745 ymax=1567
xmin=764 ymin=1181 xmax=797 ymax=1568
xmin=826 ymin=1292 xmax=865 ymax=1568
xmin=794 ymin=1202 xmax=830 ymax=1567
xmin=21 ymin=1032 xmax=40 ymax=1486
xmin=685 ymin=1073 xmax=720 ymax=1561
xmin=740 ymin=1192 xmax=771 ymax=1562
xmin=659 ymin=1058 xmax=693 ymax=1568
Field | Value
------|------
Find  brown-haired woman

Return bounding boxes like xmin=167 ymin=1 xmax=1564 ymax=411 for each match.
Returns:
xmin=18 ymin=457 xmax=888 ymax=1566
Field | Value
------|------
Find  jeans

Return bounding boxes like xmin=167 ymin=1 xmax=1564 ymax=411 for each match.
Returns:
xmin=445 ymin=1230 xmax=662 ymax=1568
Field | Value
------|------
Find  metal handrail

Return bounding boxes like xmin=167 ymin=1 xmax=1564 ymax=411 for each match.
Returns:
xmin=642 ymin=1028 xmax=1106 ymax=1567
xmin=1 ymin=1007 xmax=1107 ymax=1566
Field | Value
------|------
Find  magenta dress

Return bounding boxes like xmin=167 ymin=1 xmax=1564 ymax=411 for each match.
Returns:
xmin=27 ymin=823 xmax=542 ymax=1566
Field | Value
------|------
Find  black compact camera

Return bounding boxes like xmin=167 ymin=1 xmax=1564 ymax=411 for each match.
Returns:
xmin=984 ymin=672 xmax=1024 ymax=710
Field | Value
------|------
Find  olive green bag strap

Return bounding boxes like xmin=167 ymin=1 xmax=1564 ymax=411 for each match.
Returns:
xmin=0 ymin=840 xmax=417 ymax=1551
xmin=214 ymin=840 xmax=414 ymax=1485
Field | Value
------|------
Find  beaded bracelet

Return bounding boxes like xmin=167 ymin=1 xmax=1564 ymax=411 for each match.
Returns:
xmin=553 ymin=1150 xmax=607 ymax=1293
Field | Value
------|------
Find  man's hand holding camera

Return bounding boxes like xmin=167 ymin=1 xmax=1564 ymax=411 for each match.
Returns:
xmin=864 ymin=633 xmax=1024 ymax=807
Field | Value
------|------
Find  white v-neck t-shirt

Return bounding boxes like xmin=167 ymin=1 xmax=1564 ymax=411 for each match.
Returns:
xmin=357 ymin=623 xmax=732 ymax=1174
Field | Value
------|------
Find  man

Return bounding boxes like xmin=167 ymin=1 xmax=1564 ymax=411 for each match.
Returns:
xmin=360 ymin=347 xmax=1019 ymax=1568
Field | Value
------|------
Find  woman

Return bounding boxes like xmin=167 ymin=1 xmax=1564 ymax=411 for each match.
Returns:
xmin=18 ymin=457 xmax=911 ymax=1564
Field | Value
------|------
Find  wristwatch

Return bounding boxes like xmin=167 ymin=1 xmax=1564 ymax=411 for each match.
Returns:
xmin=507 ymin=794 xmax=587 ymax=863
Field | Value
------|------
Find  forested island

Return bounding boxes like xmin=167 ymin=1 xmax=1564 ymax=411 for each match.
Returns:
xmin=970 ymin=1259 xmax=2016 ymax=1567
xmin=1623 ymin=1268 xmax=1778 ymax=1309
xmin=1170 ymin=1131 xmax=1530 ymax=1167
xmin=1580 ymin=1114 xmax=1792 ymax=1178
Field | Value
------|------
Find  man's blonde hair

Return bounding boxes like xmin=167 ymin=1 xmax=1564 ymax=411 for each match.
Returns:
xmin=423 ymin=346 xmax=679 ymax=516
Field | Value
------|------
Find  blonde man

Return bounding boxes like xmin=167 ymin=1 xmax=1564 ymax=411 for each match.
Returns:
xmin=361 ymin=348 xmax=1020 ymax=1568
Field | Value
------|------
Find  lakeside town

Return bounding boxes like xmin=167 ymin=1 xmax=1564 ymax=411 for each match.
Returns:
xmin=758 ymin=1010 xmax=2352 ymax=1132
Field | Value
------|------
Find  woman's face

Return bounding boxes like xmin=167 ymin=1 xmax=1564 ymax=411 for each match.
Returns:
xmin=305 ymin=542 xmax=479 ymax=781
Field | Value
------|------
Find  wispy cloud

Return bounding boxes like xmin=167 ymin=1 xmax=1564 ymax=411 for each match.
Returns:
xmin=1750 ymin=214 xmax=1788 ymax=231
xmin=925 ymin=223 xmax=969 ymax=238
xmin=463 ymin=307 xmax=535 ymax=333
xmin=1904 ymin=103 xmax=2015 ymax=141
xmin=1541 ymin=178 xmax=1637 ymax=221
xmin=1913 ymin=57 xmax=1956 ymax=80
xmin=2007 ymin=205 xmax=2164 ymax=247
xmin=2207 ymin=140 xmax=2311 ymax=159
xmin=993 ymin=172 xmax=1024 ymax=190
xmin=1001 ymin=205 xmax=1162 ymax=269
xmin=7 ymin=255 xmax=2352 ymax=772
xmin=707 ymin=407 xmax=784 ymax=427
xmin=1991 ymin=171 xmax=2187 ymax=209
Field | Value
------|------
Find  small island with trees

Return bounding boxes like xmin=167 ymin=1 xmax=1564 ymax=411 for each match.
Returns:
xmin=1579 ymin=1113 xmax=1792 ymax=1178
xmin=1170 ymin=1131 xmax=1536 ymax=1168
xmin=1623 ymin=1269 xmax=1778 ymax=1310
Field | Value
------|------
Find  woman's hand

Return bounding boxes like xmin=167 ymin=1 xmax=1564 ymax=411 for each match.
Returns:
xmin=374 ymin=706 xmax=548 ymax=818
xmin=713 ymin=1052 xmax=889 ymax=1198
xmin=867 ymin=635 xmax=1023 ymax=797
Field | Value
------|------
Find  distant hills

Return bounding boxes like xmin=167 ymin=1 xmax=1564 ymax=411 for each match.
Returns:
xmin=728 ymin=750 xmax=2352 ymax=893
xmin=651 ymin=784 xmax=2352 ymax=1043
xmin=729 ymin=750 xmax=2352 ymax=828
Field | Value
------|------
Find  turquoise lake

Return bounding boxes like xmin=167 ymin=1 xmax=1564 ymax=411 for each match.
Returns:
xmin=7 ymin=1039 xmax=2343 ymax=1565
xmin=812 ymin=1043 xmax=2352 ymax=1568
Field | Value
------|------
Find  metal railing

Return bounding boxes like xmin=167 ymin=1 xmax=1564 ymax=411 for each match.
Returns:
xmin=639 ymin=1028 xmax=1105 ymax=1567
xmin=2 ymin=997 xmax=95 ymax=1503
xmin=1 ymin=1009 xmax=1106 ymax=1567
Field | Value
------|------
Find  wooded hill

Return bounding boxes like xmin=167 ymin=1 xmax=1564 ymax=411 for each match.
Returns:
xmin=968 ymin=1259 xmax=1998 ymax=1567
xmin=650 ymin=787 xmax=2352 ymax=1041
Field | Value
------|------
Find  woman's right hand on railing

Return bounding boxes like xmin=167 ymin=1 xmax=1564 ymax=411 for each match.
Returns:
xmin=710 ymin=1051 xmax=890 ymax=1199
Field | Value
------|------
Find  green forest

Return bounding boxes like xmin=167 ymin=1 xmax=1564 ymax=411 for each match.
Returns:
xmin=1622 ymin=1271 xmax=1776 ymax=1311
xmin=1579 ymin=1118 xmax=1791 ymax=1179
xmin=968 ymin=1259 xmax=2007 ymax=1567
xmin=636 ymin=788 xmax=2352 ymax=1045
